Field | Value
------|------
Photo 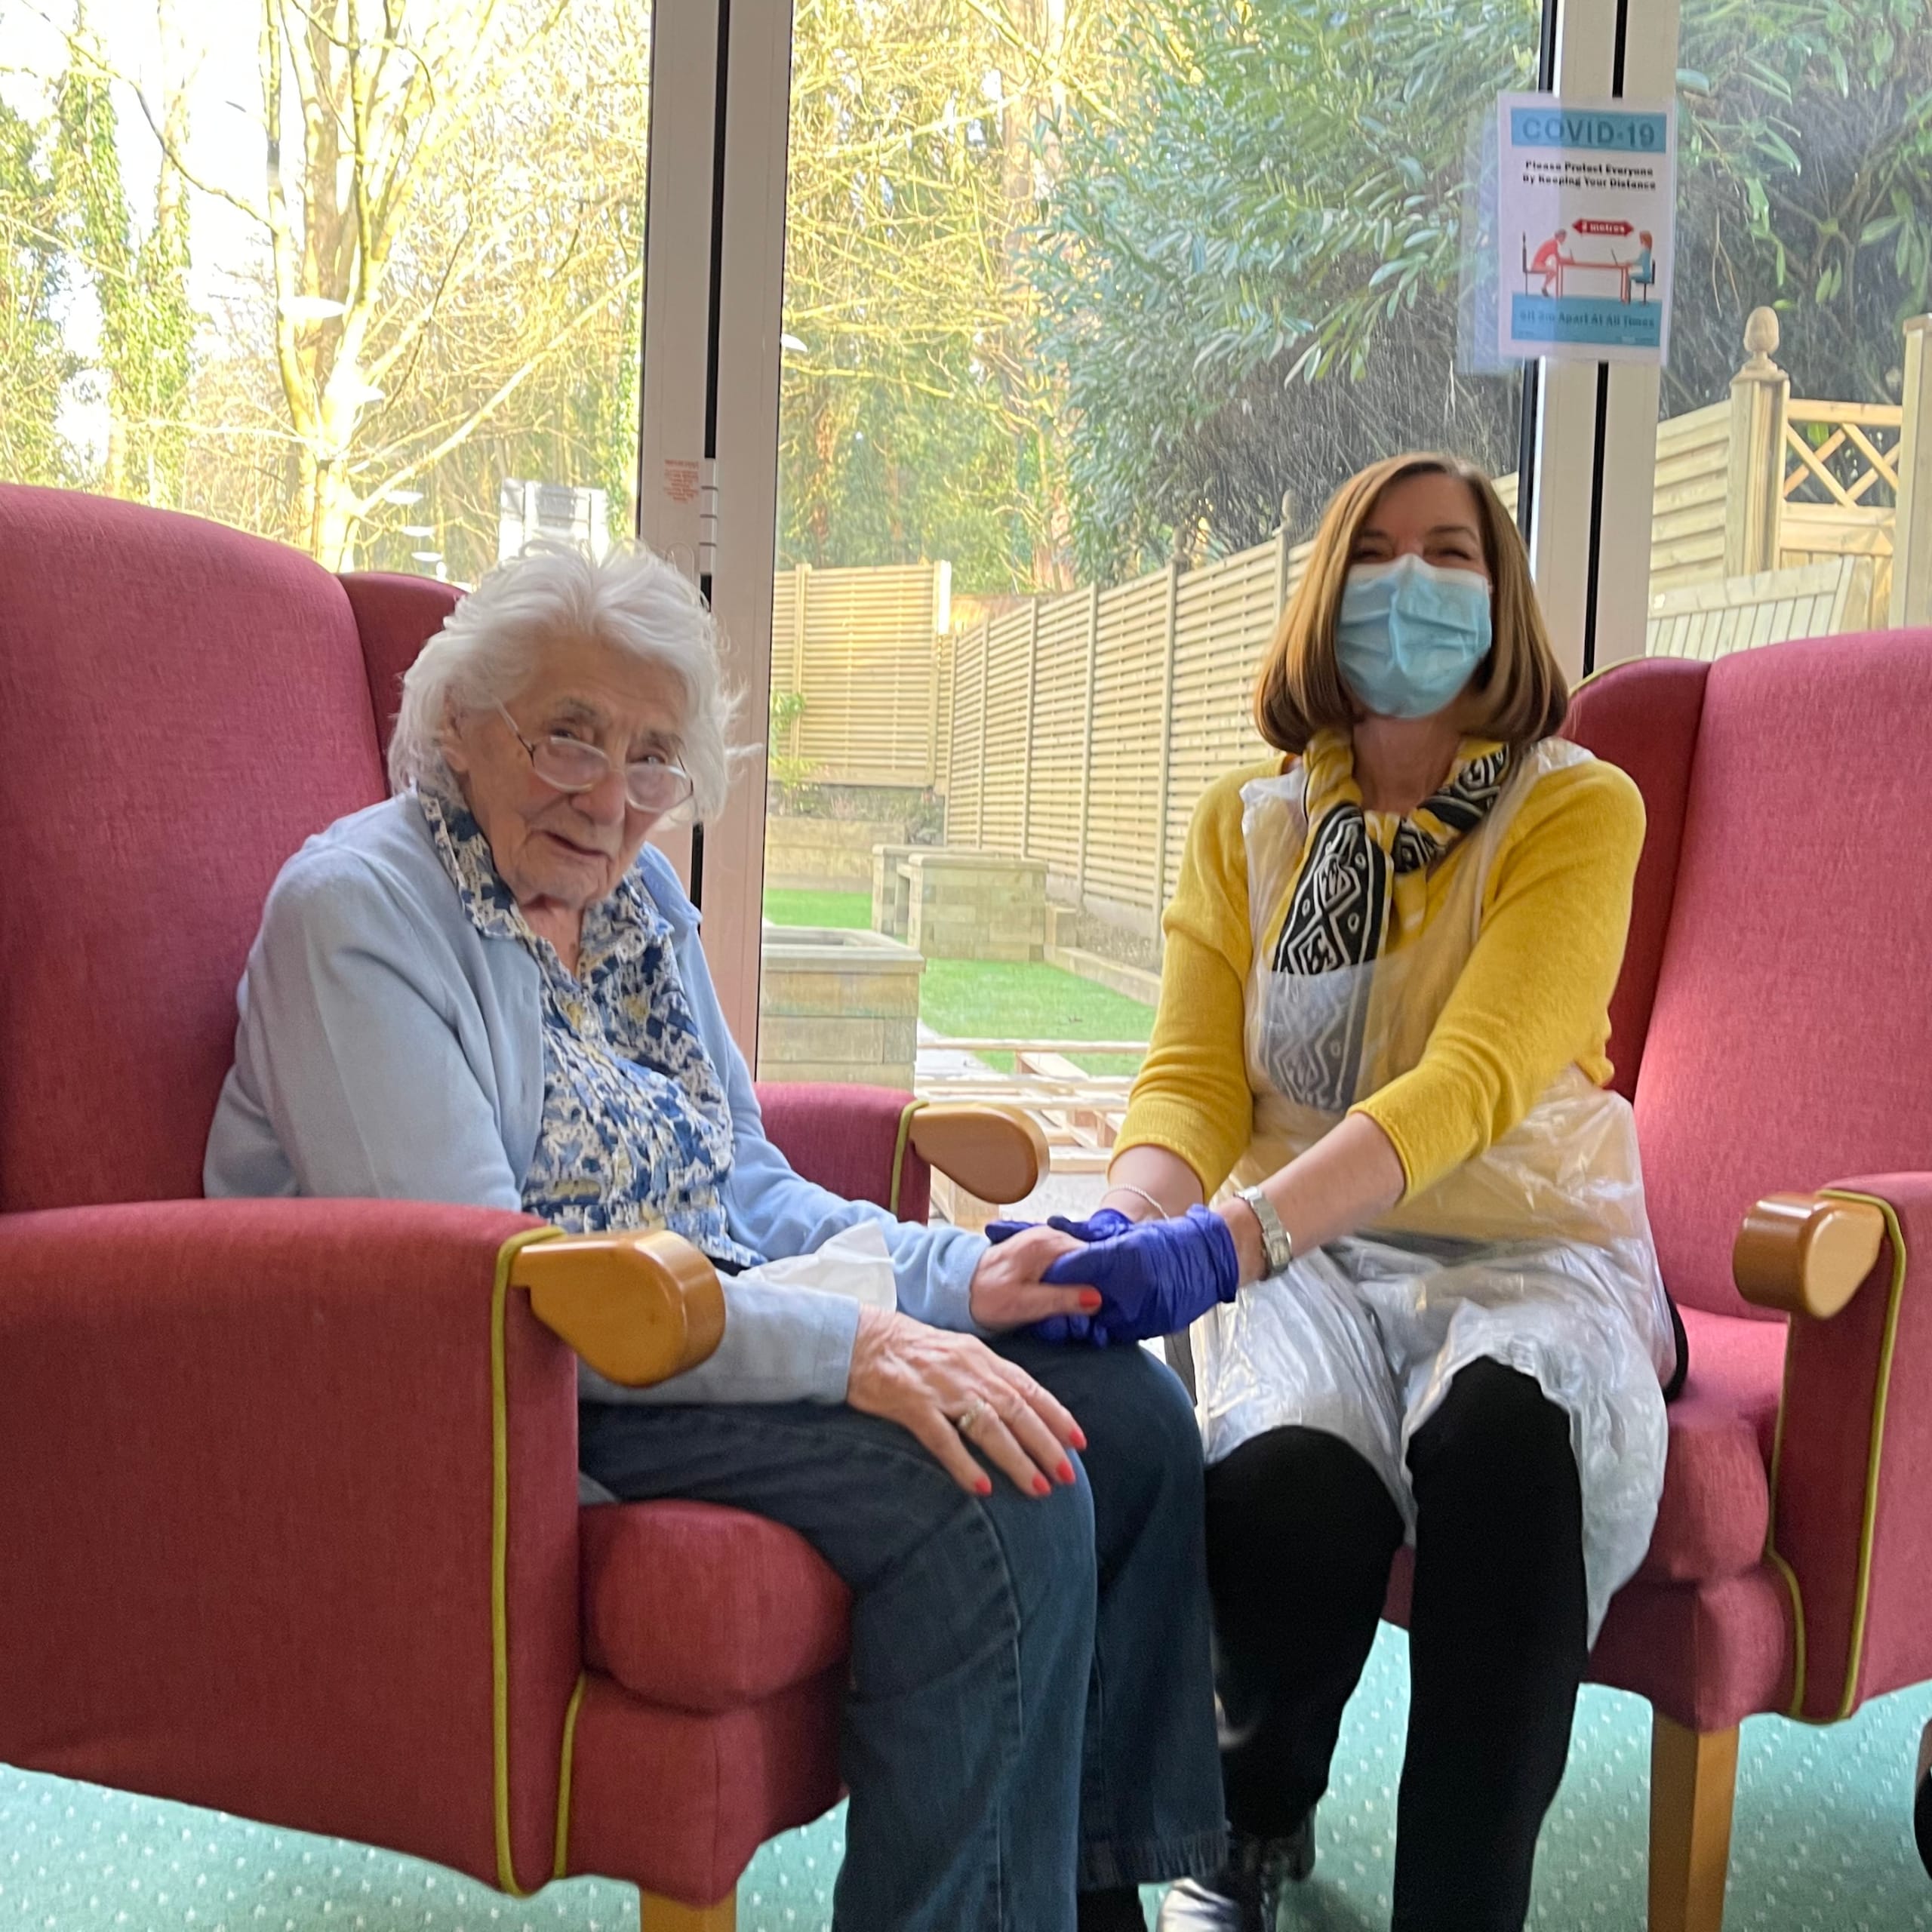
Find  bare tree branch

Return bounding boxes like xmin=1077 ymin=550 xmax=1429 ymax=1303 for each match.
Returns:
xmin=349 ymin=260 xmax=641 ymax=510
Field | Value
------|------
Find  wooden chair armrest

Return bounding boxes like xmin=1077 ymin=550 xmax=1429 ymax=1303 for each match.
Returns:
xmin=512 ymin=1229 xmax=725 ymax=1386
xmin=1732 ymin=1191 xmax=1887 ymax=1320
xmin=907 ymin=1103 xmax=1048 ymax=1208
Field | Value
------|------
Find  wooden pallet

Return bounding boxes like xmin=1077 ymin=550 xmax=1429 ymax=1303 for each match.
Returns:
xmin=915 ymin=1038 xmax=1139 ymax=1219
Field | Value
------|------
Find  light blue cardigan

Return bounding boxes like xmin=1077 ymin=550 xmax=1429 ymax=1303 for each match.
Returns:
xmin=205 ymin=794 xmax=989 ymax=1405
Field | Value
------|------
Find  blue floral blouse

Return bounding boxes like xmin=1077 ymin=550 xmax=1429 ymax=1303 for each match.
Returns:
xmin=419 ymin=789 xmax=761 ymax=1268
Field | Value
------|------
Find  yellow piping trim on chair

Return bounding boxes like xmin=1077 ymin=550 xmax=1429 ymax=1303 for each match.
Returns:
xmin=1820 ymin=1189 xmax=1906 ymax=1720
xmin=1764 ymin=1297 xmax=1804 ymax=1717
xmin=492 ymin=1226 xmax=567 ymax=1897
xmin=552 ymin=1672 xmax=589 ymax=1881
xmin=890 ymin=1100 xmax=925 ymax=1217
xmin=1762 ymin=1190 xmax=1906 ymax=1724
xmin=1764 ymin=1545 xmax=1807 ymax=1715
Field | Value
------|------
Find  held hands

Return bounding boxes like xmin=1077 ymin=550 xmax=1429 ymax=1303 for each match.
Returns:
xmin=1041 ymin=1207 xmax=1241 ymax=1344
xmin=988 ymin=1204 xmax=1241 ymax=1345
xmin=845 ymin=1304 xmax=1087 ymax=1498
xmin=985 ymin=1208 xmax=1135 ymax=1343
xmin=967 ymin=1220 xmax=1097 ymax=1331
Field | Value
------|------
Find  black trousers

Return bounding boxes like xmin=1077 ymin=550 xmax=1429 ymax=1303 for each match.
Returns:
xmin=1204 ymin=1358 xmax=1588 ymax=1932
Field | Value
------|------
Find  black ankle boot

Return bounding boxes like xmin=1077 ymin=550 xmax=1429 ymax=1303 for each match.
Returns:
xmin=1078 ymin=1884 xmax=1149 ymax=1931
xmin=1153 ymin=1816 xmax=1315 ymax=1932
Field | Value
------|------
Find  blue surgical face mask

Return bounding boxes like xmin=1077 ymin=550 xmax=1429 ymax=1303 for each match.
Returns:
xmin=1334 ymin=555 xmax=1494 ymax=719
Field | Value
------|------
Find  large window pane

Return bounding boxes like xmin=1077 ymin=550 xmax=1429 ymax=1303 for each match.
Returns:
xmin=0 ymin=0 xmax=651 ymax=580
xmin=758 ymin=0 xmax=1537 ymax=1218
xmin=1644 ymin=0 xmax=1932 ymax=651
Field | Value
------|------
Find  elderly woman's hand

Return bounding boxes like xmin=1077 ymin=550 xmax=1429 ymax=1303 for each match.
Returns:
xmin=847 ymin=1304 xmax=1088 ymax=1497
xmin=983 ymin=1209 xmax=1136 ymax=1344
xmin=968 ymin=1221 xmax=1099 ymax=1332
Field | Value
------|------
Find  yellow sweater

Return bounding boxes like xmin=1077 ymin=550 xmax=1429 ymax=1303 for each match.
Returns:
xmin=1118 ymin=749 xmax=1646 ymax=1199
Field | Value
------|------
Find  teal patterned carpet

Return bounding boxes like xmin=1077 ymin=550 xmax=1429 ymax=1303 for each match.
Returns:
xmin=5 ymin=1624 xmax=1929 ymax=1930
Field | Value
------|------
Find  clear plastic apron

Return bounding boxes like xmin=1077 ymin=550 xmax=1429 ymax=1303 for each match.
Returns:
xmin=1189 ymin=742 xmax=1673 ymax=1638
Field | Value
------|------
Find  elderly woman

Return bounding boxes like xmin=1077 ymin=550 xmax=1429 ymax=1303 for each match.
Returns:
xmin=1014 ymin=455 xmax=1684 ymax=1932
xmin=203 ymin=545 xmax=1223 ymax=1932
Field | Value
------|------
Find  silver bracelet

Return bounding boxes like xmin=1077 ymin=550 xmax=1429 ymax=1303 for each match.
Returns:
xmin=1103 ymin=1182 xmax=1169 ymax=1223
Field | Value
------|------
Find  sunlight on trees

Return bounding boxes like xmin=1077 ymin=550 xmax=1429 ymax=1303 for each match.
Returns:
xmin=777 ymin=0 xmax=1111 ymax=592
xmin=3 ymin=0 xmax=651 ymax=577
xmin=2 ymin=0 xmax=1927 ymax=592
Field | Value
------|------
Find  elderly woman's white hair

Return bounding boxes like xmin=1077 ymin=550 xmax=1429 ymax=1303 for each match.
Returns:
xmin=389 ymin=542 xmax=734 ymax=820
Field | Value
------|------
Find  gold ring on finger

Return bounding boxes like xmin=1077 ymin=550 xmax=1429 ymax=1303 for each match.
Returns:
xmin=955 ymin=1396 xmax=991 ymax=1438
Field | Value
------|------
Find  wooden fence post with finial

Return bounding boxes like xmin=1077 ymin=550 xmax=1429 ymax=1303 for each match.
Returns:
xmin=1725 ymin=307 xmax=1789 ymax=577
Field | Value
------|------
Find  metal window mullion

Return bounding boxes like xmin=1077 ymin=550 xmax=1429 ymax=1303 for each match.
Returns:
xmin=634 ymin=0 xmax=722 ymax=900
xmin=1529 ymin=0 xmax=1620 ymax=684
xmin=1592 ymin=0 xmax=1681 ymax=669
xmin=703 ymin=0 xmax=795 ymax=1054
xmin=1532 ymin=0 xmax=1684 ymax=680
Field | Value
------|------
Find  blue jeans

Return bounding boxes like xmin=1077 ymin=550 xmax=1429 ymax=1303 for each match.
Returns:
xmin=577 ymin=1334 xmax=1225 ymax=1931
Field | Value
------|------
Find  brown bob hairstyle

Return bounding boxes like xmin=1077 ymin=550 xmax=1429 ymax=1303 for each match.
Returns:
xmin=1252 ymin=452 xmax=1567 ymax=755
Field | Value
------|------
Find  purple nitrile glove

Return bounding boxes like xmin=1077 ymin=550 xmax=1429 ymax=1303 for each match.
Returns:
xmin=1041 ymin=1206 xmax=1240 ymax=1344
xmin=985 ymin=1207 xmax=1135 ymax=1247
xmin=985 ymin=1208 xmax=1136 ymax=1346
xmin=1045 ymin=1207 xmax=1137 ymax=1244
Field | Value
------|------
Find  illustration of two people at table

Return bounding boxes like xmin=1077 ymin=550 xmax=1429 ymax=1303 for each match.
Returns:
xmin=1524 ymin=226 xmax=1656 ymax=301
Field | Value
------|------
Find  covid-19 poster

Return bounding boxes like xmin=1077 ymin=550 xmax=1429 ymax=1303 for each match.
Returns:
xmin=1495 ymin=94 xmax=1676 ymax=365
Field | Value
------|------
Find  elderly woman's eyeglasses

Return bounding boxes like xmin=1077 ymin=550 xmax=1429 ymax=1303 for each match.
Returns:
xmin=496 ymin=706 xmax=695 ymax=813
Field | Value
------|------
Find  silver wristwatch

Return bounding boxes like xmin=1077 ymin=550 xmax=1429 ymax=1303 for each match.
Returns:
xmin=1237 ymin=1185 xmax=1296 ymax=1276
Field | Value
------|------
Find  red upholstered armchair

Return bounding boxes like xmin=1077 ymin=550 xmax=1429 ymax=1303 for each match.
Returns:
xmin=1518 ymin=639 xmax=1932 ymax=1932
xmin=0 ymin=485 xmax=1040 ymax=1931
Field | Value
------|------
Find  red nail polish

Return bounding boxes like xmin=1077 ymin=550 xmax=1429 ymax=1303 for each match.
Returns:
xmin=1032 ymin=1474 xmax=1051 ymax=1497
xmin=1057 ymin=1459 xmax=1075 ymax=1485
xmin=1069 ymin=1427 xmax=1088 ymax=1451
xmin=974 ymin=1475 xmax=993 ymax=1497
xmin=1078 ymin=1291 xmax=1103 ymax=1312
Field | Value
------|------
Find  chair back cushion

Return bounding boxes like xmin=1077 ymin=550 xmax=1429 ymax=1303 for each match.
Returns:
xmin=1626 ymin=629 xmax=1932 ymax=1315
xmin=1564 ymin=657 xmax=1711 ymax=1100
xmin=0 ymin=486 xmax=386 ymax=1209
xmin=753 ymin=1081 xmax=931 ymax=1220
xmin=340 ymin=570 xmax=463 ymax=763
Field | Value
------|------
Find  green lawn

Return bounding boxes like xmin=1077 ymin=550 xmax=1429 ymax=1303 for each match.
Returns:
xmin=763 ymin=887 xmax=872 ymax=929
xmin=763 ymin=888 xmax=1152 ymax=1073
xmin=918 ymin=959 xmax=1150 ymax=1072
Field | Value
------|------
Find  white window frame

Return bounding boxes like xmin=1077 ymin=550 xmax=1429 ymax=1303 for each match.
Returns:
xmin=633 ymin=0 xmax=719 ymax=910
xmin=648 ymin=0 xmax=1686 ymax=1048
xmin=635 ymin=0 xmax=794 ymax=1051
xmin=1528 ymin=0 xmax=1683 ymax=679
